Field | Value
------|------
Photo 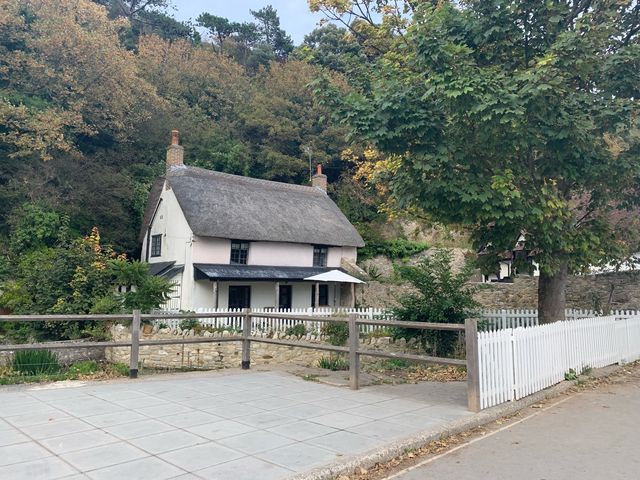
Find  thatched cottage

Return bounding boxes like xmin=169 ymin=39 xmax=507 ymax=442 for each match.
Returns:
xmin=140 ymin=131 xmax=364 ymax=311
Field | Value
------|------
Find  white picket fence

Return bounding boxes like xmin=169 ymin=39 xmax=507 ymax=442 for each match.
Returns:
xmin=478 ymin=315 xmax=640 ymax=410
xmin=152 ymin=307 xmax=392 ymax=334
xmin=480 ymin=308 xmax=639 ymax=330
xmin=152 ymin=307 xmax=639 ymax=336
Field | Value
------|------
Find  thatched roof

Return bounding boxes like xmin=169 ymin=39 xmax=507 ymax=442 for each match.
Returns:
xmin=141 ymin=166 xmax=364 ymax=247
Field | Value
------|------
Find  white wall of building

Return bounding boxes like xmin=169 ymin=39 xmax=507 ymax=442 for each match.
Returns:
xmin=142 ymin=184 xmax=197 ymax=310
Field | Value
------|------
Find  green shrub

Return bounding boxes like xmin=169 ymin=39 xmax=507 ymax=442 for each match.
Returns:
xmin=12 ymin=349 xmax=60 ymax=375
xmin=285 ymin=324 xmax=307 ymax=338
xmin=179 ymin=319 xmax=201 ymax=331
xmin=317 ymin=355 xmax=349 ymax=371
xmin=392 ymin=249 xmax=479 ymax=357
xmin=68 ymin=360 xmax=98 ymax=376
xmin=359 ymin=237 xmax=429 ymax=262
xmin=322 ymin=322 xmax=349 ymax=346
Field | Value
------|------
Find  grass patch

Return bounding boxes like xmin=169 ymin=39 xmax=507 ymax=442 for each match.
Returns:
xmin=0 ymin=356 xmax=130 ymax=385
xmin=12 ymin=350 xmax=60 ymax=375
xmin=317 ymin=355 xmax=349 ymax=371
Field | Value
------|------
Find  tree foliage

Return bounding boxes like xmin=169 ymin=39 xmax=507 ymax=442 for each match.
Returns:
xmin=0 ymin=220 xmax=172 ymax=342
xmin=198 ymin=5 xmax=293 ymax=71
xmin=316 ymin=0 xmax=640 ymax=320
xmin=0 ymin=0 xmax=362 ymax=257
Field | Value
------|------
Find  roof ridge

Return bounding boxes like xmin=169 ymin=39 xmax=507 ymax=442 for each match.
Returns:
xmin=168 ymin=165 xmax=323 ymax=195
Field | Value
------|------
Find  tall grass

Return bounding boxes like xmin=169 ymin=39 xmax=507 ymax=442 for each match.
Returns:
xmin=12 ymin=350 xmax=60 ymax=375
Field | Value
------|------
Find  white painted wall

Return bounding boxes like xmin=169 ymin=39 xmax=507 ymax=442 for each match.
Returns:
xmin=142 ymin=184 xmax=196 ymax=310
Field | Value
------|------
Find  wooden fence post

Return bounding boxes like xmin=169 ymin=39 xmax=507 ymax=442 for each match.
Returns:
xmin=348 ymin=313 xmax=360 ymax=390
xmin=242 ymin=308 xmax=251 ymax=370
xmin=129 ymin=309 xmax=141 ymax=379
xmin=465 ymin=318 xmax=481 ymax=412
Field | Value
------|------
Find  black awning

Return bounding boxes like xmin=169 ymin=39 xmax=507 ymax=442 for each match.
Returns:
xmin=193 ymin=264 xmax=338 ymax=281
xmin=148 ymin=261 xmax=177 ymax=276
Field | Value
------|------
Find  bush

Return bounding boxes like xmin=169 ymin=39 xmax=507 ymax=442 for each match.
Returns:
xmin=12 ymin=349 xmax=60 ymax=375
xmin=179 ymin=318 xmax=201 ymax=332
xmin=359 ymin=237 xmax=429 ymax=262
xmin=318 ymin=355 xmax=349 ymax=371
xmin=392 ymin=249 xmax=479 ymax=357
xmin=322 ymin=322 xmax=349 ymax=346
xmin=285 ymin=324 xmax=307 ymax=338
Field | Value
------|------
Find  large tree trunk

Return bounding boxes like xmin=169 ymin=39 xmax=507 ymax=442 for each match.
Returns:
xmin=538 ymin=261 xmax=568 ymax=324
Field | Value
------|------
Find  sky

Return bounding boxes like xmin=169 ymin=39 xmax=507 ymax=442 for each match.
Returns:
xmin=168 ymin=1 xmax=326 ymax=44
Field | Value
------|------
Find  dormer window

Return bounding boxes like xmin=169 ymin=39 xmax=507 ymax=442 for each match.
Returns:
xmin=313 ymin=246 xmax=328 ymax=267
xmin=230 ymin=240 xmax=249 ymax=264
xmin=150 ymin=234 xmax=162 ymax=257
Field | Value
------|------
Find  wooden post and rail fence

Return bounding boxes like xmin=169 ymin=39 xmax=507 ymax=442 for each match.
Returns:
xmin=0 ymin=311 xmax=481 ymax=412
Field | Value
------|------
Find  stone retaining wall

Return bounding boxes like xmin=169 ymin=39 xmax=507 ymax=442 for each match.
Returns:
xmin=475 ymin=272 xmax=640 ymax=310
xmin=105 ymin=324 xmax=425 ymax=370
xmin=362 ymin=271 xmax=640 ymax=311
xmin=0 ymin=344 xmax=105 ymax=367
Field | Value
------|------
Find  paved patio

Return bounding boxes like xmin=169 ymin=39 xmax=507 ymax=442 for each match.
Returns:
xmin=0 ymin=370 xmax=470 ymax=479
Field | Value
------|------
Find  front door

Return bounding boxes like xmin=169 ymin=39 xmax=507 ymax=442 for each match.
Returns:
xmin=228 ymin=286 xmax=251 ymax=309
xmin=278 ymin=285 xmax=292 ymax=310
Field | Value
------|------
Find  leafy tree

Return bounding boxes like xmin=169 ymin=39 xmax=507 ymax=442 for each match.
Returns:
xmin=250 ymin=5 xmax=294 ymax=59
xmin=392 ymin=249 xmax=479 ymax=357
xmin=238 ymin=61 xmax=350 ymax=182
xmin=317 ymin=1 xmax=640 ymax=323
xmin=0 ymin=226 xmax=172 ymax=341
xmin=198 ymin=5 xmax=293 ymax=70
xmin=95 ymin=0 xmax=199 ymax=45
xmin=294 ymin=24 xmax=366 ymax=74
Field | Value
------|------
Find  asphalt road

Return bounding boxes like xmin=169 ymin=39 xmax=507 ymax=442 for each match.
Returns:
xmin=386 ymin=368 xmax=640 ymax=480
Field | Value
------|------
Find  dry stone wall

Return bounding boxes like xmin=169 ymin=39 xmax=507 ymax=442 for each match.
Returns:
xmin=105 ymin=324 xmax=425 ymax=370
xmin=362 ymin=271 xmax=640 ymax=311
xmin=0 ymin=344 xmax=105 ymax=367
xmin=475 ymin=272 xmax=640 ymax=310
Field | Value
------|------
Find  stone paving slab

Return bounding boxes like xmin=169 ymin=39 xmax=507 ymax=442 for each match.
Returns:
xmin=0 ymin=369 xmax=470 ymax=479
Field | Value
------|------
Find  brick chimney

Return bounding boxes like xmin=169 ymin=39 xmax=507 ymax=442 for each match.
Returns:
xmin=312 ymin=164 xmax=327 ymax=192
xmin=166 ymin=129 xmax=184 ymax=169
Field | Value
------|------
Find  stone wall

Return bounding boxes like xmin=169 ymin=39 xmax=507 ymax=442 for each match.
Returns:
xmin=0 ymin=344 xmax=105 ymax=367
xmin=105 ymin=324 xmax=425 ymax=370
xmin=361 ymin=271 xmax=640 ymax=311
xmin=475 ymin=271 xmax=640 ymax=310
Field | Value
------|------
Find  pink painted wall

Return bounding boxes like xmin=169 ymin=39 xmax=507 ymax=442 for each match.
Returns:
xmin=191 ymin=238 xmax=355 ymax=268
xmin=192 ymin=237 xmax=231 ymax=264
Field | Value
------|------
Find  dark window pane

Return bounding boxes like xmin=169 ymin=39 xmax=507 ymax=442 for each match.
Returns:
xmin=313 ymin=246 xmax=328 ymax=267
xmin=278 ymin=285 xmax=292 ymax=310
xmin=229 ymin=286 xmax=251 ymax=309
xmin=151 ymin=234 xmax=162 ymax=257
xmin=311 ymin=284 xmax=329 ymax=307
xmin=230 ymin=240 xmax=249 ymax=264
